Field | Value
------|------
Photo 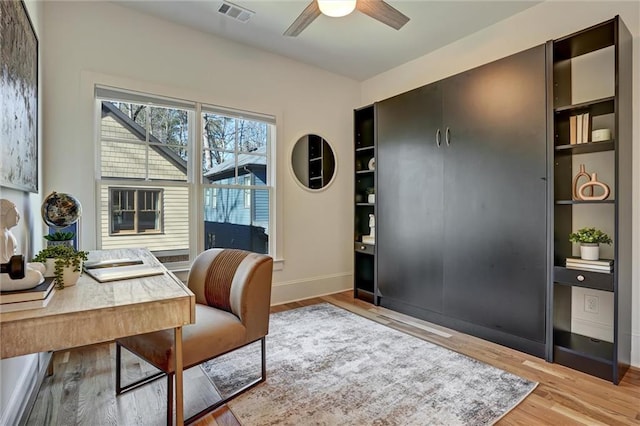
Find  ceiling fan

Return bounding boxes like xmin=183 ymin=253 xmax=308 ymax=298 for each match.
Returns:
xmin=284 ymin=0 xmax=410 ymax=37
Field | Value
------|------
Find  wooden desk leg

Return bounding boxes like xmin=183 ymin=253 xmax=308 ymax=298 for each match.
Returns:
xmin=174 ymin=326 xmax=184 ymax=425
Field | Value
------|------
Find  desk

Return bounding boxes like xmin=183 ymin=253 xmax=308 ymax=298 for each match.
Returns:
xmin=0 ymin=248 xmax=195 ymax=425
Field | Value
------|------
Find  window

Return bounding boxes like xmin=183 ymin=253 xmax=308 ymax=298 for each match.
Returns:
xmin=96 ymin=86 xmax=276 ymax=266
xmin=201 ymin=107 xmax=273 ymax=254
xmin=110 ymin=188 xmax=163 ymax=234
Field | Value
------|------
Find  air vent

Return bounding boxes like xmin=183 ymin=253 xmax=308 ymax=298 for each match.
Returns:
xmin=218 ymin=1 xmax=254 ymax=23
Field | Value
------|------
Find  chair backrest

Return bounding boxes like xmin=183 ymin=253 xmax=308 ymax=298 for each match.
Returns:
xmin=187 ymin=248 xmax=273 ymax=340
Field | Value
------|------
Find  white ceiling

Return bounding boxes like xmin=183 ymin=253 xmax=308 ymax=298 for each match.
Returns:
xmin=115 ymin=0 xmax=541 ymax=81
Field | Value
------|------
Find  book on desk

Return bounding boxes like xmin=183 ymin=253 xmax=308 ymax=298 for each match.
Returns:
xmin=0 ymin=277 xmax=56 ymax=313
xmin=84 ymin=260 xmax=165 ymax=283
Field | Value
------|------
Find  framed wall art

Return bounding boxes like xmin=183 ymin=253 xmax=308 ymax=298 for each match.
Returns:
xmin=1 ymin=1 xmax=38 ymax=193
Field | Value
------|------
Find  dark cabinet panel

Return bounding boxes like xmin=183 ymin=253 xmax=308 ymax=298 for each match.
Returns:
xmin=441 ymin=45 xmax=548 ymax=342
xmin=375 ymin=44 xmax=548 ymax=355
xmin=377 ymin=84 xmax=444 ymax=313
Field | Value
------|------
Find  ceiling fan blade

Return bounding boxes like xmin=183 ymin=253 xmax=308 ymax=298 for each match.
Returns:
xmin=357 ymin=0 xmax=410 ymax=30
xmin=284 ymin=1 xmax=322 ymax=37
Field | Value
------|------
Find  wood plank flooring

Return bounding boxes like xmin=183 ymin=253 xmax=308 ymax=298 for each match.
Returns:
xmin=27 ymin=291 xmax=640 ymax=425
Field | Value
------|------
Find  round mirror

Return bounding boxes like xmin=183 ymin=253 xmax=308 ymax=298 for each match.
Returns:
xmin=291 ymin=134 xmax=336 ymax=190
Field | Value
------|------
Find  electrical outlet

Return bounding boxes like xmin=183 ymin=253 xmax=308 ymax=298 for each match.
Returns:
xmin=584 ymin=295 xmax=599 ymax=314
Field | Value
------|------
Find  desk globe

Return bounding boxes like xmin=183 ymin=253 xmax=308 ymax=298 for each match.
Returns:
xmin=41 ymin=192 xmax=82 ymax=228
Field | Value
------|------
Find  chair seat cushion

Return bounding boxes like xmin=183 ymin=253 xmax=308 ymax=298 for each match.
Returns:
xmin=117 ymin=304 xmax=248 ymax=373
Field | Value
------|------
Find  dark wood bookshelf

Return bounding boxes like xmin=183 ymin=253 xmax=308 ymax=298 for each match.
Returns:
xmin=354 ymin=105 xmax=377 ymax=304
xmin=549 ymin=16 xmax=632 ymax=385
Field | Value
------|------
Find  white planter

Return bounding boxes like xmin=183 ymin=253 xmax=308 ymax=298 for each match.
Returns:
xmin=43 ymin=259 xmax=82 ymax=287
xmin=368 ymin=194 xmax=375 ymax=204
xmin=580 ymin=243 xmax=599 ymax=261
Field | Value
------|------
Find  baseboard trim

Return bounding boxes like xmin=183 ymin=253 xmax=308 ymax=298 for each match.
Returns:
xmin=570 ymin=318 xmax=614 ymax=343
xmin=631 ymin=331 xmax=640 ymax=368
xmin=271 ymin=272 xmax=352 ymax=305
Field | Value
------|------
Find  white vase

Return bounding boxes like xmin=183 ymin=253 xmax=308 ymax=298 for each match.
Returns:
xmin=44 ymin=259 xmax=82 ymax=287
xmin=580 ymin=243 xmax=599 ymax=260
xmin=368 ymin=194 xmax=375 ymax=204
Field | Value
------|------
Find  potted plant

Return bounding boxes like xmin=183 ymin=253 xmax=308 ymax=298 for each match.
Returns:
xmin=568 ymin=227 xmax=612 ymax=260
xmin=32 ymin=245 xmax=88 ymax=289
xmin=366 ymin=187 xmax=375 ymax=204
xmin=44 ymin=231 xmax=75 ymax=248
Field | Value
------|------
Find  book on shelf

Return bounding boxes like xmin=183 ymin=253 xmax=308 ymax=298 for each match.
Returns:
xmin=569 ymin=115 xmax=577 ymax=144
xmin=581 ymin=112 xmax=590 ymax=143
xmin=576 ymin=114 xmax=583 ymax=144
xmin=566 ymin=264 xmax=612 ymax=273
xmin=0 ymin=277 xmax=55 ymax=304
xmin=0 ymin=285 xmax=56 ymax=313
xmin=565 ymin=257 xmax=613 ymax=267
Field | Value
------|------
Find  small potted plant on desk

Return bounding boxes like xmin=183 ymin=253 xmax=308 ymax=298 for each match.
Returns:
xmin=44 ymin=231 xmax=75 ymax=248
xmin=32 ymin=245 xmax=88 ymax=289
xmin=569 ymin=227 xmax=612 ymax=260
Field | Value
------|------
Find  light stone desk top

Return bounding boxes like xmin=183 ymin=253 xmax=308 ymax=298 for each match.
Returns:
xmin=1 ymin=248 xmax=195 ymax=359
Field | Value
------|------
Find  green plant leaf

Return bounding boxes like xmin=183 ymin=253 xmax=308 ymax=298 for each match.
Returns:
xmin=568 ymin=227 xmax=612 ymax=245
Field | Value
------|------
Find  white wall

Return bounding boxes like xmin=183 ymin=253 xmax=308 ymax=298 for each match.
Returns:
xmin=41 ymin=1 xmax=360 ymax=304
xmin=361 ymin=1 xmax=640 ymax=367
xmin=0 ymin=1 xmax=48 ymax=423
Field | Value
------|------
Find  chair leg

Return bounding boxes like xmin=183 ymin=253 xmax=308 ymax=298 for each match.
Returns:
xmin=185 ymin=337 xmax=267 ymax=424
xmin=115 ymin=342 xmax=122 ymax=395
xmin=261 ymin=337 xmax=266 ymax=380
xmin=167 ymin=373 xmax=174 ymax=426
xmin=115 ymin=344 xmax=168 ymax=396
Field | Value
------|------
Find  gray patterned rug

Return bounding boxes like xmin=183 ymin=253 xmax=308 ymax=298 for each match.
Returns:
xmin=201 ymin=303 xmax=536 ymax=425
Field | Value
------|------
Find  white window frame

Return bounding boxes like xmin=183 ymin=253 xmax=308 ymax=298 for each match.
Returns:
xmin=94 ymin=85 xmax=278 ymax=270
xmin=243 ymin=175 xmax=252 ymax=209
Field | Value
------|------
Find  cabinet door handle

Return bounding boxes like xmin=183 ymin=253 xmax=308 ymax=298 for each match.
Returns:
xmin=436 ymin=129 xmax=441 ymax=147
xmin=445 ymin=127 xmax=451 ymax=146
xmin=577 ymin=275 xmax=585 ymax=282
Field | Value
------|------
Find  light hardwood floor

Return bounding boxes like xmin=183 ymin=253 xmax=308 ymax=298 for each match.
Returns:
xmin=28 ymin=291 xmax=640 ymax=425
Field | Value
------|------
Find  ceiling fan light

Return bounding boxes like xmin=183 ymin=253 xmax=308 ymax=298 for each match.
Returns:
xmin=317 ymin=0 xmax=356 ymax=18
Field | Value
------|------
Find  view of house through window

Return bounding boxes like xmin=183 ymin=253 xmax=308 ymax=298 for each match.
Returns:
xmin=201 ymin=109 xmax=271 ymax=255
xmin=96 ymin=87 xmax=274 ymax=266
xmin=110 ymin=188 xmax=163 ymax=234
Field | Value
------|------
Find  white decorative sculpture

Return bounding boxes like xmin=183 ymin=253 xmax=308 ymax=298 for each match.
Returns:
xmin=362 ymin=214 xmax=375 ymax=244
xmin=0 ymin=199 xmax=45 ymax=291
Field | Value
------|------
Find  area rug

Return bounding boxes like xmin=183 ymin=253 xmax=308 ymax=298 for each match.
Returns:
xmin=201 ymin=303 xmax=536 ymax=425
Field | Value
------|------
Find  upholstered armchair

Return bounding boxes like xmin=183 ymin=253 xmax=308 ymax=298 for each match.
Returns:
xmin=115 ymin=248 xmax=273 ymax=425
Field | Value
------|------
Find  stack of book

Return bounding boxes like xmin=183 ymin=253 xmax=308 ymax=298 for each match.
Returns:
xmin=569 ymin=113 xmax=590 ymax=144
xmin=565 ymin=257 xmax=613 ymax=273
xmin=0 ymin=277 xmax=56 ymax=313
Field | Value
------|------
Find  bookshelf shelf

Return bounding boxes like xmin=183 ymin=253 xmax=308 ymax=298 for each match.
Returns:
xmin=554 ymin=140 xmax=614 ymax=155
xmin=554 ymin=96 xmax=614 ymax=115
xmin=355 ymin=146 xmax=375 ymax=153
xmin=553 ymin=330 xmax=614 ymax=365
xmin=555 ymin=199 xmax=614 ymax=205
